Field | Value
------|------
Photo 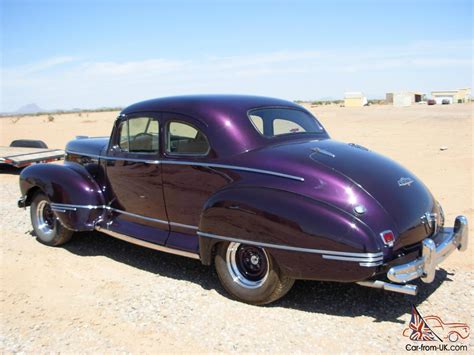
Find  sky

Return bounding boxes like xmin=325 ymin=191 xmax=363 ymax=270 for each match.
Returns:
xmin=1 ymin=0 xmax=472 ymax=111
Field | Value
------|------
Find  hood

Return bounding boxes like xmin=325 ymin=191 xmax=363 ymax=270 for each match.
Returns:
xmin=233 ymin=138 xmax=437 ymax=250
xmin=65 ymin=137 xmax=109 ymax=157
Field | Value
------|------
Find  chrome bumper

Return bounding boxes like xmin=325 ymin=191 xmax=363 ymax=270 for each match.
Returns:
xmin=387 ymin=215 xmax=468 ymax=284
xmin=357 ymin=215 xmax=468 ymax=296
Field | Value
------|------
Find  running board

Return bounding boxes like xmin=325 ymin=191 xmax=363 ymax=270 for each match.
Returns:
xmin=356 ymin=280 xmax=418 ymax=296
xmin=95 ymin=226 xmax=200 ymax=260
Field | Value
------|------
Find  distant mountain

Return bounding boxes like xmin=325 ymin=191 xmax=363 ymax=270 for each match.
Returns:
xmin=15 ymin=103 xmax=45 ymax=114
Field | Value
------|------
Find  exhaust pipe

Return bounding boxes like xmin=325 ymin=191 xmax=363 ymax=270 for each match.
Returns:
xmin=357 ymin=280 xmax=418 ymax=296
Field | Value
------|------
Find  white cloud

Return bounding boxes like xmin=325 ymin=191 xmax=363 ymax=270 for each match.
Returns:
xmin=1 ymin=40 xmax=471 ymax=111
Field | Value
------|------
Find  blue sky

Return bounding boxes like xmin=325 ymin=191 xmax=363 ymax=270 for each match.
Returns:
xmin=1 ymin=0 xmax=472 ymax=111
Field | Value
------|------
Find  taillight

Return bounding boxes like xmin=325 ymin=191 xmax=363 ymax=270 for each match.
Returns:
xmin=380 ymin=230 xmax=395 ymax=247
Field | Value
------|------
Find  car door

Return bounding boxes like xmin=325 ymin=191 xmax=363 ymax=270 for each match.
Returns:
xmin=160 ymin=113 xmax=230 ymax=252
xmin=104 ymin=113 xmax=169 ymax=245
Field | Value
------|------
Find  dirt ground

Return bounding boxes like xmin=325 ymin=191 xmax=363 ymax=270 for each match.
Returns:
xmin=1 ymin=103 xmax=473 ymax=352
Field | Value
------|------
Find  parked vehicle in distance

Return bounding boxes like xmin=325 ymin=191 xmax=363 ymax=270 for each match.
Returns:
xmin=442 ymin=99 xmax=451 ymax=105
xmin=17 ymin=95 xmax=469 ymax=304
xmin=427 ymin=99 xmax=436 ymax=105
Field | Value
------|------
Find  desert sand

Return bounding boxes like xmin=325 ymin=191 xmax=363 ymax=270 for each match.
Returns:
xmin=1 ymin=103 xmax=473 ymax=352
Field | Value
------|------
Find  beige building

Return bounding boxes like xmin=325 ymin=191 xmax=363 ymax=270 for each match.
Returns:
xmin=431 ymin=88 xmax=471 ymax=104
xmin=344 ymin=92 xmax=367 ymax=107
xmin=386 ymin=92 xmax=423 ymax=107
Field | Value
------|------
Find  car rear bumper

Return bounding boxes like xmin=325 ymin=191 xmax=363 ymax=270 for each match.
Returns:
xmin=357 ymin=215 xmax=468 ymax=295
xmin=387 ymin=215 xmax=468 ymax=284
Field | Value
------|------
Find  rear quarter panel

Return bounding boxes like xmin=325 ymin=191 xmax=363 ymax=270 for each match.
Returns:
xmin=199 ymin=186 xmax=381 ymax=281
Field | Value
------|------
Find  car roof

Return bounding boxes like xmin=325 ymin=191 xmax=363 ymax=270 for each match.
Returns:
xmin=120 ymin=95 xmax=307 ymax=157
xmin=121 ymin=94 xmax=301 ymax=119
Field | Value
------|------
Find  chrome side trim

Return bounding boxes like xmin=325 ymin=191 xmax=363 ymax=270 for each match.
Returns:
xmin=161 ymin=160 xmax=305 ymax=182
xmin=51 ymin=203 xmax=103 ymax=210
xmin=107 ymin=157 xmax=160 ymax=164
xmin=95 ymin=226 xmax=200 ymax=260
xmin=110 ymin=207 xmax=168 ymax=225
xmin=51 ymin=204 xmax=77 ymax=212
xmin=322 ymin=254 xmax=383 ymax=266
xmin=321 ymin=254 xmax=383 ymax=262
xmin=64 ymin=150 xmax=304 ymax=182
xmin=66 ymin=150 xmax=101 ymax=159
xmin=197 ymin=231 xmax=383 ymax=266
xmin=66 ymin=150 xmax=160 ymax=164
xmin=50 ymin=203 xmax=198 ymax=230
xmin=169 ymin=221 xmax=199 ymax=230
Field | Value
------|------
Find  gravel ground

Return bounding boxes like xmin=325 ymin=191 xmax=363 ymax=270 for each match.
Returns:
xmin=0 ymin=169 xmax=472 ymax=353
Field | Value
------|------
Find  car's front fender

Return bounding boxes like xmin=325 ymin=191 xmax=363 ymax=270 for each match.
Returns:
xmin=19 ymin=162 xmax=105 ymax=231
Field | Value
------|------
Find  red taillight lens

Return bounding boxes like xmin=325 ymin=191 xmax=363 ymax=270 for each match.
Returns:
xmin=380 ymin=230 xmax=395 ymax=246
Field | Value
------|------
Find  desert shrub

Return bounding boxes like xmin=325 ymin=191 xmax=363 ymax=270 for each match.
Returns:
xmin=47 ymin=115 xmax=55 ymax=122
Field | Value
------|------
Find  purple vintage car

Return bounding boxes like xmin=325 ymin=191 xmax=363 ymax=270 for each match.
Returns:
xmin=18 ymin=95 xmax=468 ymax=304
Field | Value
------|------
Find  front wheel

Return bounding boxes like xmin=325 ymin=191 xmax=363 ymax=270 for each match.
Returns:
xmin=215 ymin=242 xmax=294 ymax=305
xmin=30 ymin=192 xmax=73 ymax=246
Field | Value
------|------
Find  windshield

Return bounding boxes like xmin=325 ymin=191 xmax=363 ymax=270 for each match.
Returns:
xmin=248 ymin=108 xmax=324 ymax=138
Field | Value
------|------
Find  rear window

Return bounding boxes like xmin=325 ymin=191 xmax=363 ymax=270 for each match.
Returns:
xmin=248 ymin=108 xmax=324 ymax=138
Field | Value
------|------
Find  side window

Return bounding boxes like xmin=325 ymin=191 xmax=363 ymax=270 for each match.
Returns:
xmin=167 ymin=121 xmax=209 ymax=155
xmin=117 ymin=117 xmax=159 ymax=153
xmin=118 ymin=120 xmax=129 ymax=150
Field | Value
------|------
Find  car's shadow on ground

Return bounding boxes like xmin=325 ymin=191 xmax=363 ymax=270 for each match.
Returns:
xmin=270 ymin=271 xmax=449 ymax=324
xmin=31 ymin=229 xmax=450 ymax=323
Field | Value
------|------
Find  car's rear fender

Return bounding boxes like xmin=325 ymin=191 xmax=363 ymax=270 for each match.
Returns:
xmin=198 ymin=186 xmax=382 ymax=282
xmin=19 ymin=162 xmax=105 ymax=231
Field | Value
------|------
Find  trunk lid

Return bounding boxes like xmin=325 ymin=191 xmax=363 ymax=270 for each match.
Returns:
xmin=307 ymin=140 xmax=436 ymax=248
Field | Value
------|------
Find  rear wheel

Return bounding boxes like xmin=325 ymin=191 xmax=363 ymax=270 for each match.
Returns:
xmin=30 ymin=192 xmax=73 ymax=246
xmin=215 ymin=242 xmax=294 ymax=305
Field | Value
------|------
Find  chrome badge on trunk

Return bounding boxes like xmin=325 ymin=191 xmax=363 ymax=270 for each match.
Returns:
xmin=398 ymin=177 xmax=415 ymax=187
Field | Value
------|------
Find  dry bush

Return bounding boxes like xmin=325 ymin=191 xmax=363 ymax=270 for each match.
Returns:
xmin=11 ymin=116 xmax=21 ymax=124
xmin=47 ymin=115 xmax=55 ymax=122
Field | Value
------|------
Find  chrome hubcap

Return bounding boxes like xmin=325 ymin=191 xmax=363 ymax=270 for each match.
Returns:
xmin=226 ymin=242 xmax=269 ymax=289
xmin=36 ymin=200 xmax=55 ymax=240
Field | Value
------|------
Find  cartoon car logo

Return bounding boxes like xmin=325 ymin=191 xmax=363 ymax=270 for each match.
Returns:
xmin=402 ymin=306 xmax=470 ymax=342
xmin=424 ymin=316 xmax=470 ymax=342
